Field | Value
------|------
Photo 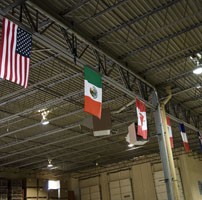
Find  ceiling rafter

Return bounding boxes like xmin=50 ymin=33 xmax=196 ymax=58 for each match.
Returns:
xmin=95 ymin=0 xmax=182 ymax=40
xmin=120 ymin=22 xmax=202 ymax=59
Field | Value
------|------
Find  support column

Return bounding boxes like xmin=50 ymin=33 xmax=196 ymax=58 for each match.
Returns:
xmin=161 ymin=105 xmax=180 ymax=200
xmin=100 ymin=173 xmax=110 ymax=200
xmin=152 ymin=91 xmax=174 ymax=200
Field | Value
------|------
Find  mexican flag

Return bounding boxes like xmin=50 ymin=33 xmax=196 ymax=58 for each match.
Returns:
xmin=84 ymin=66 xmax=102 ymax=119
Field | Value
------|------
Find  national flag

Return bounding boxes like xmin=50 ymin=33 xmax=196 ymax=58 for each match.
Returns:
xmin=198 ymin=132 xmax=202 ymax=153
xmin=0 ymin=18 xmax=32 ymax=88
xmin=84 ymin=65 xmax=102 ymax=118
xmin=166 ymin=116 xmax=174 ymax=148
xmin=136 ymin=98 xmax=147 ymax=139
xmin=179 ymin=123 xmax=189 ymax=152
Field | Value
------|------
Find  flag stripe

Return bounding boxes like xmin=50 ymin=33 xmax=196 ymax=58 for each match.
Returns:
xmin=0 ymin=18 xmax=6 ymax=77
xmin=9 ymin=23 xmax=15 ymax=81
xmin=14 ymin=53 xmax=17 ymax=83
xmin=21 ymin=56 xmax=25 ymax=86
xmin=170 ymin=138 xmax=173 ymax=148
xmin=181 ymin=132 xmax=188 ymax=143
xmin=166 ymin=116 xmax=171 ymax=126
xmin=1 ymin=18 xmax=8 ymax=78
xmin=12 ymin=25 xmax=17 ymax=82
xmin=2 ymin=19 xmax=8 ymax=77
xmin=6 ymin=20 xmax=13 ymax=80
xmin=184 ymin=142 xmax=189 ymax=152
xmin=19 ymin=55 xmax=22 ymax=85
xmin=4 ymin=19 xmax=10 ymax=80
xmin=16 ymin=53 xmax=20 ymax=84
xmin=179 ymin=123 xmax=185 ymax=133
xmin=25 ymin=58 xmax=30 ymax=88
xmin=179 ymin=123 xmax=189 ymax=152
xmin=166 ymin=116 xmax=173 ymax=148
xmin=84 ymin=80 xmax=102 ymax=103
xmin=84 ymin=65 xmax=102 ymax=88
xmin=84 ymin=96 xmax=102 ymax=118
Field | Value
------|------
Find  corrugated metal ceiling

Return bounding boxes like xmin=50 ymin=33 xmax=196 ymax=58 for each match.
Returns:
xmin=0 ymin=0 xmax=201 ymax=176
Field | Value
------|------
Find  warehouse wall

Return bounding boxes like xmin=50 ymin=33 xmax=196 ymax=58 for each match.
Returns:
xmin=179 ymin=154 xmax=202 ymax=200
xmin=68 ymin=163 xmax=157 ymax=200
xmin=131 ymin=163 xmax=157 ymax=200
xmin=26 ymin=178 xmax=69 ymax=200
xmin=67 ymin=177 xmax=80 ymax=200
xmin=67 ymin=153 xmax=202 ymax=200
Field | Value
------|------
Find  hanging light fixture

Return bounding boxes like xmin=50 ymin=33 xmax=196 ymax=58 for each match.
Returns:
xmin=128 ymin=143 xmax=134 ymax=148
xmin=195 ymin=83 xmax=201 ymax=89
xmin=47 ymin=159 xmax=53 ymax=168
xmin=190 ymin=54 xmax=202 ymax=75
xmin=41 ymin=110 xmax=49 ymax=125
xmin=193 ymin=64 xmax=202 ymax=75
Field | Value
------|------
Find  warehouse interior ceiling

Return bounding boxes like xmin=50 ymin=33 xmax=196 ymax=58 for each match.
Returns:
xmin=0 ymin=0 xmax=201 ymax=177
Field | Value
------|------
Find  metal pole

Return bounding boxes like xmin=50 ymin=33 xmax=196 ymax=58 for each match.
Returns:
xmin=152 ymin=91 xmax=174 ymax=200
xmin=161 ymin=105 xmax=180 ymax=200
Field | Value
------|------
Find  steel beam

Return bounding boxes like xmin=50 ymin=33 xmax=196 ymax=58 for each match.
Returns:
xmin=60 ymin=0 xmax=91 ymax=16
xmin=27 ymin=0 xmax=156 ymax=90
xmin=0 ymin=0 xmax=27 ymax=15
xmin=80 ymin=0 xmax=128 ymax=24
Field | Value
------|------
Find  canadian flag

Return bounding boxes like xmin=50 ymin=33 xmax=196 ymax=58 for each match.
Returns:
xmin=166 ymin=116 xmax=174 ymax=148
xmin=179 ymin=123 xmax=189 ymax=152
xmin=136 ymin=98 xmax=147 ymax=139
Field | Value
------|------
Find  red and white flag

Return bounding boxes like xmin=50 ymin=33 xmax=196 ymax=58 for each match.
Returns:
xmin=136 ymin=98 xmax=147 ymax=139
xmin=166 ymin=116 xmax=174 ymax=148
xmin=0 ymin=18 xmax=32 ymax=88
xmin=179 ymin=123 xmax=189 ymax=152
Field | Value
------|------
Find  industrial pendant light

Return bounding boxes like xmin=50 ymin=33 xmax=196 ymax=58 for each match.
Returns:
xmin=193 ymin=65 xmax=202 ymax=75
xmin=47 ymin=159 xmax=53 ymax=168
xmin=41 ymin=110 xmax=50 ymax=125
xmin=191 ymin=53 xmax=202 ymax=74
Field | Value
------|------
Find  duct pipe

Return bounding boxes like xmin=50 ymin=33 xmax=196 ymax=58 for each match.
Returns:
xmin=160 ymin=86 xmax=180 ymax=200
xmin=111 ymin=100 xmax=135 ymax=114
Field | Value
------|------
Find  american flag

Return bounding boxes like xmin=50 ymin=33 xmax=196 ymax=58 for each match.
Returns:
xmin=0 ymin=18 xmax=32 ymax=88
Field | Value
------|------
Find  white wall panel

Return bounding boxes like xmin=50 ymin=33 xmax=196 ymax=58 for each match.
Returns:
xmin=80 ymin=184 xmax=101 ymax=200
xmin=154 ymin=169 xmax=185 ymax=200
xmin=109 ymin=178 xmax=133 ymax=200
